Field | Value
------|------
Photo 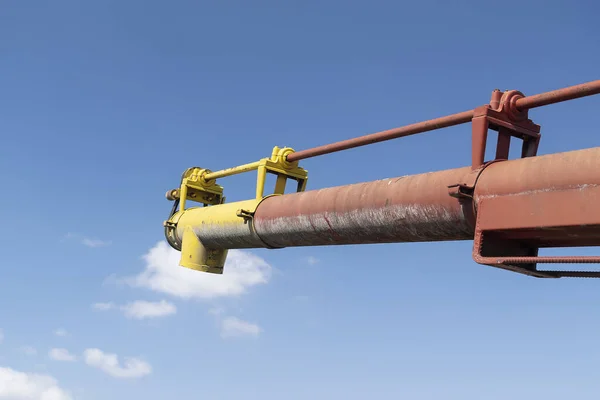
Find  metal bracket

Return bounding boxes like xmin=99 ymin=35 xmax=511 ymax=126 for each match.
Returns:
xmin=177 ymin=167 xmax=225 ymax=210
xmin=163 ymin=168 xmax=225 ymax=251
xmin=471 ymin=89 xmax=541 ymax=169
xmin=473 ymin=185 xmax=600 ymax=278
xmin=448 ymin=160 xmax=504 ymax=229
xmin=254 ymin=146 xmax=308 ymax=200
xmin=449 ymin=89 xmax=542 ymax=201
xmin=448 ymin=89 xmax=600 ymax=278
xmin=163 ymin=147 xmax=308 ymax=251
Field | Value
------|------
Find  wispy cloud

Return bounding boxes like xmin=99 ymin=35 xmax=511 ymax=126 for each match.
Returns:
xmin=83 ymin=348 xmax=151 ymax=379
xmin=20 ymin=345 xmax=37 ymax=356
xmin=220 ymin=317 xmax=262 ymax=339
xmin=93 ymin=300 xmax=177 ymax=320
xmin=54 ymin=328 xmax=69 ymax=337
xmin=64 ymin=233 xmax=111 ymax=248
xmin=119 ymin=241 xmax=272 ymax=300
xmin=120 ymin=300 xmax=176 ymax=320
xmin=49 ymin=348 xmax=77 ymax=362
xmin=81 ymin=238 xmax=112 ymax=248
xmin=208 ymin=307 xmax=225 ymax=316
xmin=0 ymin=366 xmax=72 ymax=400
xmin=307 ymin=256 xmax=319 ymax=265
xmin=92 ymin=302 xmax=115 ymax=311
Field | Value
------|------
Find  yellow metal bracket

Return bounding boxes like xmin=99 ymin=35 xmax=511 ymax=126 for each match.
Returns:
xmin=166 ymin=167 xmax=225 ymax=210
xmin=200 ymin=146 xmax=308 ymax=200
xmin=163 ymin=167 xmax=225 ymax=251
xmin=164 ymin=146 xmax=307 ymax=272
xmin=166 ymin=146 xmax=307 ymax=209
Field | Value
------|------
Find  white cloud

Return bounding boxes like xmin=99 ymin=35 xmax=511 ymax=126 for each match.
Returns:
xmin=53 ymin=329 xmax=68 ymax=338
xmin=48 ymin=348 xmax=76 ymax=362
xmin=83 ymin=348 xmax=151 ymax=379
xmin=64 ymin=233 xmax=111 ymax=248
xmin=92 ymin=300 xmax=176 ymax=320
xmin=0 ymin=366 xmax=72 ymax=400
xmin=20 ymin=346 xmax=37 ymax=356
xmin=123 ymin=241 xmax=272 ymax=300
xmin=92 ymin=302 xmax=115 ymax=311
xmin=208 ymin=307 xmax=224 ymax=316
xmin=120 ymin=300 xmax=176 ymax=320
xmin=81 ymin=238 xmax=112 ymax=248
xmin=307 ymin=256 xmax=319 ymax=265
xmin=220 ymin=317 xmax=262 ymax=339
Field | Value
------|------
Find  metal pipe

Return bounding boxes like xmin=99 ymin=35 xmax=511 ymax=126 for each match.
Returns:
xmin=515 ymin=80 xmax=600 ymax=110
xmin=171 ymin=147 xmax=600 ymax=251
xmin=172 ymin=167 xmax=475 ymax=249
xmin=474 ymin=147 xmax=600 ymax=198
xmin=203 ymin=161 xmax=262 ymax=181
xmin=286 ymin=110 xmax=474 ymax=162
xmin=287 ymin=79 xmax=600 ymax=162
xmin=254 ymin=167 xmax=474 ymax=247
xmin=252 ymin=147 xmax=600 ymax=248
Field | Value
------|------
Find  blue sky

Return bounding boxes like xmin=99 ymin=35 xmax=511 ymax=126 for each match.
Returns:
xmin=1 ymin=1 xmax=599 ymax=399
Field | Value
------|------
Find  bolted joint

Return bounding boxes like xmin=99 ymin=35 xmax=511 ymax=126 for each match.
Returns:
xmin=271 ymin=146 xmax=298 ymax=170
xmin=166 ymin=188 xmax=180 ymax=201
xmin=499 ymin=90 xmax=528 ymax=122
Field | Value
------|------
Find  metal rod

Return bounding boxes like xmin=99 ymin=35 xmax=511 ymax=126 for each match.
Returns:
xmin=515 ymin=80 xmax=600 ymax=110
xmin=287 ymin=79 xmax=600 ymax=162
xmin=286 ymin=110 xmax=474 ymax=162
xmin=203 ymin=161 xmax=261 ymax=181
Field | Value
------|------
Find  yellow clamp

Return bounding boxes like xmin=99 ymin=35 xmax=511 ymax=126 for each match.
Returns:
xmin=164 ymin=147 xmax=308 ymax=274
xmin=200 ymin=146 xmax=308 ymax=200
xmin=167 ymin=146 xmax=308 ymax=209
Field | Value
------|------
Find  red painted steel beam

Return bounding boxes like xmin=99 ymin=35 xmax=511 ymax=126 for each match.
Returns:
xmin=286 ymin=80 xmax=600 ymax=162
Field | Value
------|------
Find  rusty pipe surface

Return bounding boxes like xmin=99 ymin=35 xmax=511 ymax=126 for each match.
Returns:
xmin=253 ymin=167 xmax=475 ymax=248
xmin=252 ymin=147 xmax=600 ymax=249
xmin=474 ymin=147 xmax=600 ymax=198
xmin=287 ymin=79 xmax=600 ymax=162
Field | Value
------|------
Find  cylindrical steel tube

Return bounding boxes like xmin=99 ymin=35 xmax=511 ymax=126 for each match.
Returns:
xmin=172 ymin=147 xmax=600 ymax=251
xmin=204 ymin=161 xmax=262 ymax=181
xmin=174 ymin=199 xmax=267 ymax=249
xmin=253 ymin=167 xmax=474 ymax=247
xmin=286 ymin=110 xmax=474 ymax=162
xmin=515 ymin=80 xmax=600 ymax=110
xmin=255 ymin=147 xmax=600 ymax=248
xmin=474 ymin=147 xmax=600 ymax=198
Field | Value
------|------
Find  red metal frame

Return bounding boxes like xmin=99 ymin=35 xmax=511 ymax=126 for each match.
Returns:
xmin=460 ymin=88 xmax=600 ymax=278
xmin=470 ymin=89 xmax=540 ymax=169
xmin=473 ymin=185 xmax=600 ymax=278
